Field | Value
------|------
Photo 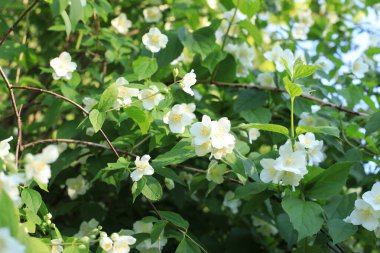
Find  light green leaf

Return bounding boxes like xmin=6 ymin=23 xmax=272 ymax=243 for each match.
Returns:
xmin=152 ymin=139 xmax=196 ymax=169
xmin=52 ymin=0 xmax=69 ymax=16
xmin=305 ymin=162 xmax=353 ymax=199
xmin=296 ymin=125 xmax=340 ymax=138
xmin=175 ymin=238 xmax=202 ymax=253
xmin=26 ymin=237 xmax=51 ymax=253
xmin=142 ymin=176 xmax=163 ymax=201
xmin=157 ymin=210 xmax=189 ymax=230
xmin=233 ymin=0 xmax=260 ymax=18
xmin=0 ymin=190 xmax=19 ymax=236
xmin=282 ymin=197 xmax=324 ymax=241
xmin=124 ymin=106 xmax=151 ymax=134
xmin=365 ymin=111 xmax=380 ymax=135
xmin=21 ymin=189 xmax=42 ymax=214
xmin=89 ymin=109 xmax=106 ymax=133
xmin=283 ymin=76 xmax=302 ymax=97
xmin=238 ymin=123 xmax=289 ymax=136
xmin=69 ymin=0 xmax=84 ymax=31
xmin=133 ymin=57 xmax=158 ymax=80
xmin=294 ymin=65 xmax=317 ymax=80
xmin=98 ymin=85 xmax=118 ymax=112
xmin=61 ymin=10 xmax=71 ymax=37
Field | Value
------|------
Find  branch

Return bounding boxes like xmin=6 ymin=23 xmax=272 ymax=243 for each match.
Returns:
xmin=0 ymin=67 xmax=23 ymax=168
xmin=12 ymin=85 xmax=120 ymax=158
xmin=21 ymin=138 xmax=134 ymax=156
xmin=0 ymin=0 xmax=41 ymax=46
xmin=204 ymin=80 xmax=369 ymax=117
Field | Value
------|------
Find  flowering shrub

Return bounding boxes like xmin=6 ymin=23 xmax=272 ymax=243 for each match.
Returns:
xmin=0 ymin=0 xmax=380 ymax=252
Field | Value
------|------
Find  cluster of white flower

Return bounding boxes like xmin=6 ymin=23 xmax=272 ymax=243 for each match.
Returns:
xmin=225 ymin=42 xmax=255 ymax=77
xmin=143 ymin=6 xmax=163 ymax=23
xmin=291 ymin=6 xmax=314 ymax=40
xmin=351 ymin=58 xmax=369 ymax=78
xmin=215 ymin=8 xmax=247 ymax=43
xmin=163 ymin=103 xmax=196 ymax=134
xmin=114 ymin=77 xmax=139 ymax=108
xmin=256 ymin=73 xmax=275 ymax=88
xmin=25 ymin=145 xmax=59 ymax=185
xmin=190 ymin=116 xmax=235 ymax=160
xmin=314 ymin=56 xmax=334 ymax=77
xmin=100 ymin=232 xmax=136 ymax=253
xmin=222 ymin=191 xmax=241 ymax=214
xmin=111 ymin=13 xmax=132 ymax=35
xmin=74 ymin=218 xmax=99 ymax=242
xmin=142 ymin=27 xmax=168 ymax=53
xmin=0 ymin=227 xmax=25 ymax=253
xmin=50 ymin=52 xmax=77 ymax=80
xmin=65 ymin=175 xmax=89 ymax=200
xmin=260 ymin=133 xmax=325 ymax=188
xmin=179 ymin=69 xmax=197 ymax=96
xmin=138 ymin=85 xmax=165 ymax=110
xmin=130 ymin=155 xmax=154 ymax=182
xmin=264 ymin=46 xmax=304 ymax=75
xmin=346 ymin=182 xmax=380 ymax=237
xmin=248 ymin=128 xmax=260 ymax=144
xmin=0 ymin=172 xmax=24 ymax=206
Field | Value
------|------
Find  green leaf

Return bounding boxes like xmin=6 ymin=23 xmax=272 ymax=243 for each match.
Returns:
xmin=152 ymin=139 xmax=196 ymax=169
xmin=283 ymin=76 xmax=302 ymax=97
xmin=233 ymin=0 xmax=260 ymax=18
xmin=133 ymin=57 xmax=158 ymax=80
xmin=157 ymin=210 xmax=189 ymax=229
xmin=179 ymin=26 xmax=215 ymax=60
xmin=175 ymin=237 xmax=202 ymax=253
xmin=61 ymin=10 xmax=71 ymax=37
xmin=282 ymin=197 xmax=324 ymax=241
xmin=89 ymin=109 xmax=106 ymax=133
xmin=52 ymin=0 xmax=69 ymax=16
xmin=234 ymin=182 xmax=267 ymax=199
xmin=239 ymin=20 xmax=262 ymax=46
xmin=21 ymin=189 xmax=42 ymax=214
xmin=324 ymin=194 xmax=357 ymax=220
xmin=0 ymin=190 xmax=19 ymax=236
xmin=238 ymin=123 xmax=289 ymax=136
xmin=124 ymin=106 xmax=151 ymax=134
xmin=98 ymin=85 xmax=118 ymax=111
xmin=327 ymin=219 xmax=357 ymax=244
xmin=142 ymin=176 xmax=163 ymax=201
xmin=305 ymin=162 xmax=353 ymax=199
xmin=365 ymin=111 xmax=380 ymax=135
xmin=202 ymin=51 xmax=227 ymax=73
xmin=26 ymin=237 xmax=51 ymax=253
xmin=69 ymin=0 xmax=84 ymax=31
xmin=132 ymin=177 xmax=146 ymax=202
xmin=151 ymin=220 xmax=168 ymax=244
xmin=296 ymin=125 xmax=340 ymax=138
xmin=294 ymin=65 xmax=317 ymax=80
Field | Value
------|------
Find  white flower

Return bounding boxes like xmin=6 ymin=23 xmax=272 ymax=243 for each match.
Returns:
xmin=65 ymin=175 xmax=89 ymax=200
xmin=193 ymin=141 xmax=212 ymax=157
xmin=143 ymin=6 xmax=163 ymax=23
xmin=112 ymin=235 xmax=136 ymax=253
xmin=163 ymin=103 xmax=195 ymax=134
xmin=352 ymin=58 xmax=369 ymax=78
xmin=180 ymin=69 xmax=196 ymax=96
xmin=131 ymin=155 xmax=154 ymax=182
xmin=298 ymin=112 xmax=317 ymax=127
xmin=0 ymin=227 xmax=25 ymax=253
xmin=133 ymin=221 xmax=167 ymax=252
xmin=222 ymin=191 xmax=241 ymax=214
xmin=248 ymin=128 xmax=260 ymax=143
xmin=257 ymin=73 xmax=275 ymax=88
xmin=0 ymin=136 xmax=13 ymax=159
xmin=211 ymin=144 xmax=234 ymax=160
xmin=252 ymin=216 xmax=278 ymax=237
xmin=51 ymin=238 xmax=63 ymax=253
xmin=142 ymin=27 xmax=168 ymax=53
xmin=74 ymin=219 xmax=99 ymax=239
xmin=138 ymin=85 xmax=164 ymax=110
xmin=264 ymin=45 xmax=285 ymax=72
xmin=0 ymin=172 xmax=24 ymax=206
xmin=25 ymin=145 xmax=59 ymax=185
xmin=347 ymin=199 xmax=380 ymax=231
xmin=260 ymin=158 xmax=282 ymax=184
xmin=363 ymin=182 xmax=380 ymax=211
xmin=291 ymin=23 xmax=309 ymax=40
xmin=311 ymin=105 xmax=321 ymax=113
xmin=236 ymin=63 xmax=250 ymax=78
xmin=298 ymin=132 xmax=319 ymax=149
xmin=100 ymin=235 xmax=113 ymax=252
xmin=111 ymin=13 xmax=132 ymax=35
xmin=190 ymin=115 xmax=212 ymax=145
xmin=226 ymin=43 xmax=254 ymax=68
xmin=315 ymin=56 xmax=334 ymax=74
xmin=50 ymin=52 xmax=77 ymax=80
xmin=210 ymin=117 xmax=235 ymax=149
xmin=114 ymin=77 xmax=139 ymax=107
xmin=223 ymin=8 xmax=247 ymax=23
xmin=307 ymin=140 xmax=326 ymax=166
xmin=82 ymin=97 xmax=97 ymax=112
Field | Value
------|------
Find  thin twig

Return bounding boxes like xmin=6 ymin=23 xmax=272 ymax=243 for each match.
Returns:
xmin=0 ymin=67 xmax=23 ymax=168
xmin=0 ymin=0 xmax=41 ymax=46
xmin=21 ymin=138 xmax=134 ymax=156
xmin=202 ymin=80 xmax=368 ymax=117
xmin=15 ymin=0 xmax=30 ymax=84
xmin=12 ymin=85 xmax=120 ymax=158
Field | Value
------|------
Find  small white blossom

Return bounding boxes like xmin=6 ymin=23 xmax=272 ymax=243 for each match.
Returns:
xmin=311 ymin=105 xmax=321 ymax=113
xmin=222 ymin=191 xmax=241 ymax=214
xmin=347 ymin=199 xmax=380 ymax=231
xmin=114 ymin=77 xmax=139 ymax=107
xmin=298 ymin=132 xmax=319 ymax=149
xmin=352 ymin=58 xmax=369 ymax=78
xmin=142 ymin=27 xmax=168 ymax=53
xmin=307 ymin=141 xmax=326 ymax=166
xmin=315 ymin=56 xmax=334 ymax=74
xmin=133 ymin=221 xmax=167 ymax=251
xmin=257 ymin=73 xmax=275 ymax=88
xmin=0 ymin=227 xmax=25 ymax=253
xmin=111 ymin=13 xmax=132 ymax=35
xmin=82 ymin=97 xmax=97 ymax=112
xmin=138 ymin=85 xmax=164 ymax=110
xmin=223 ymin=8 xmax=247 ymax=23
xmin=0 ymin=172 xmax=24 ymax=206
xmin=65 ymin=175 xmax=89 ymax=200
xmin=292 ymin=23 xmax=309 ymax=40
xmin=50 ymin=52 xmax=77 ymax=80
xmin=363 ymin=182 xmax=380 ymax=211
xmin=248 ymin=128 xmax=260 ymax=143
xmin=180 ymin=69 xmax=196 ymax=96
xmin=210 ymin=117 xmax=235 ymax=149
xmin=264 ymin=45 xmax=285 ymax=72
xmin=143 ymin=6 xmax=163 ymax=23
xmin=25 ymin=145 xmax=59 ymax=185
xmin=74 ymin=219 xmax=99 ymax=239
xmin=0 ymin=136 xmax=13 ymax=159
xmin=100 ymin=235 xmax=113 ymax=252
xmin=163 ymin=103 xmax=196 ymax=134
xmin=298 ymin=112 xmax=317 ymax=127
xmin=51 ymin=238 xmax=63 ymax=253
xmin=131 ymin=155 xmax=154 ymax=182
xmin=190 ymin=115 xmax=212 ymax=145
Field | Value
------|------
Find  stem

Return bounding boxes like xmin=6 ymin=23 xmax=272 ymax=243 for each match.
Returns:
xmin=290 ymin=96 xmax=295 ymax=150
